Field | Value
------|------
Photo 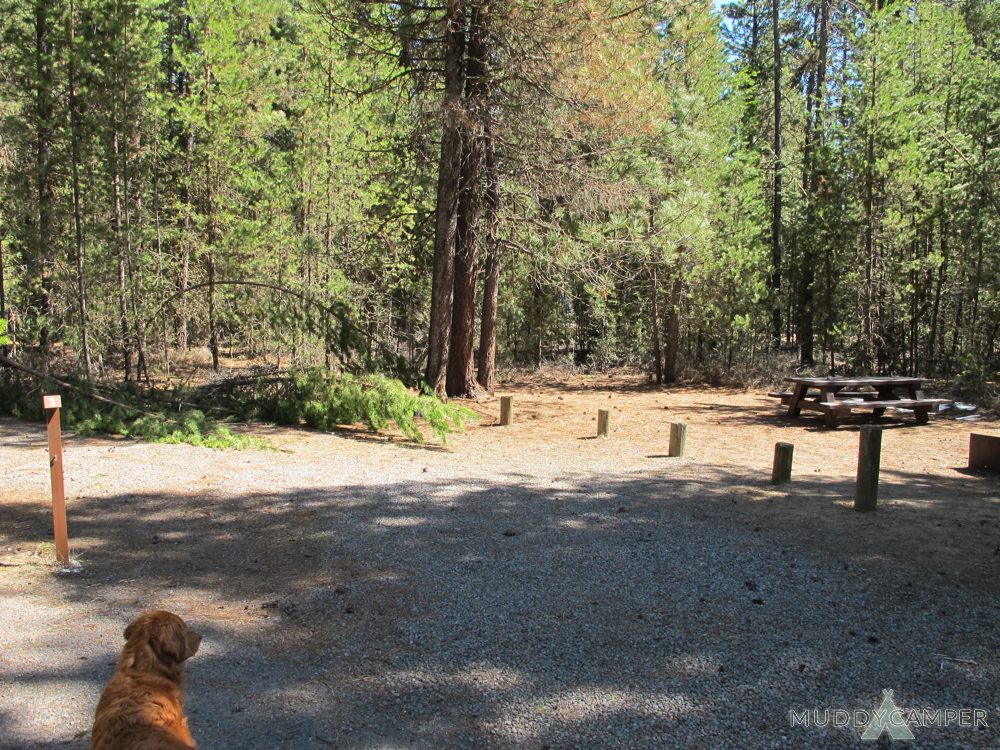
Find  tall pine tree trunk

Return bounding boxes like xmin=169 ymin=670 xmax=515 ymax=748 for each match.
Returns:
xmin=0 ymin=234 xmax=9 ymax=357
xmin=34 ymin=0 xmax=54 ymax=359
xmin=178 ymin=127 xmax=193 ymax=353
xmin=204 ymin=61 xmax=220 ymax=372
xmin=663 ymin=266 xmax=682 ymax=384
xmin=446 ymin=3 xmax=488 ymax=398
xmin=769 ymin=0 xmax=782 ymax=347
xmin=476 ymin=120 xmax=501 ymax=394
xmin=113 ymin=128 xmax=133 ymax=381
xmin=862 ymin=45 xmax=877 ymax=371
xmin=425 ymin=0 xmax=466 ymax=396
xmin=67 ymin=0 xmax=92 ymax=376
xmin=798 ymin=0 xmax=828 ymax=366
xmin=650 ymin=262 xmax=663 ymax=385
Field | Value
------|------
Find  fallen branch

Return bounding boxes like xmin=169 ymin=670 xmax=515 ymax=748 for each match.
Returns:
xmin=0 ymin=354 xmax=159 ymax=418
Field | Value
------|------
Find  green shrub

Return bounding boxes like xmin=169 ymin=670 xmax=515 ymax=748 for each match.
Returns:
xmin=0 ymin=365 xmax=472 ymax=447
xmin=0 ymin=373 xmax=272 ymax=450
xmin=242 ymin=368 xmax=476 ymax=442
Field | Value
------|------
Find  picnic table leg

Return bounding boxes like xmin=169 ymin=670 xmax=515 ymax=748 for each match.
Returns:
xmin=787 ymin=383 xmax=808 ymax=417
xmin=872 ymin=384 xmax=899 ymax=420
xmin=820 ymin=388 xmax=839 ymax=428
xmin=910 ymin=386 xmax=930 ymax=423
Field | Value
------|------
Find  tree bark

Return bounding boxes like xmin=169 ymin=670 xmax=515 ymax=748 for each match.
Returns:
xmin=797 ymin=0 xmax=829 ymax=366
xmin=862 ymin=41 xmax=877 ymax=371
xmin=770 ymin=0 xmax=782 ymax=347
xmin=176 ymin=12 xmax=194 ymax=354
xmin=67 ymin=0 xmax=93 ymax=377
xmin=476 ymin=108 xmax=501 ymax=394
xmin=425 ymin=0 xmax=466 ymax=396
xmin=113 ymin=128 xmax=133 ymax=381
xmin=204 ymin=61 xmax=220 ymax=372
xmin=446 ymin=3 xmax=488 ymax=399
xmin=650 ymin=262 xmax=663 ymax=385
xmin=0 ymin=234 xmax=9 ymax=358
xmin=34 ymin=0 xmax=54 ymax=358
xmin=663 ymin=264 xmax=682 ymax=383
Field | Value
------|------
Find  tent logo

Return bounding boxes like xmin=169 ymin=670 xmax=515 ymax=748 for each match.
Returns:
xmin=860 ymin=690 xmax=916 ymax=741
xmin=788 ymin=691 xmax=989 ymax=739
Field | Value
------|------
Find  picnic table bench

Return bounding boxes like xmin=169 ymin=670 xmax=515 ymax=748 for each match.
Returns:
xmin=769 ymin=376 xmax=952 ymax=428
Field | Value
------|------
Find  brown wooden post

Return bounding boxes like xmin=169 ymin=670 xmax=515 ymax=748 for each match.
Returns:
xmin=668 ymin=422 xmax=687 ymax=457
xmin=499 ymin=395 xmax=513 ymax=426
xmin=597 ymin=409 xmax=610 ymax=437
xmin=771 ymin=442 xmax=793 ymax=484
xmin=43 ymin=394 xmax=69 ymax=563
xmin=969 ymin=433 xmax=1000 ymax=471
xmin=854 ymin=425 xmax=882 ymax=512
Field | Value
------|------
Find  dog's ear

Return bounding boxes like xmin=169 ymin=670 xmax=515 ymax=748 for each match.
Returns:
xmin=124 ymin=620 xmax=138 ymax=641
xmin=154 ymin=619 xmax=189 ymax=663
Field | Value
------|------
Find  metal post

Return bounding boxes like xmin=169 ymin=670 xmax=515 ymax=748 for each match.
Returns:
xmin=43 ymin=395 xmax=69 ymax=563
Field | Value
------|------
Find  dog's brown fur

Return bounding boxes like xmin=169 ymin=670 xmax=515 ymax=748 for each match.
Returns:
xmin=90 ymin=610 xmax=201 ymax=750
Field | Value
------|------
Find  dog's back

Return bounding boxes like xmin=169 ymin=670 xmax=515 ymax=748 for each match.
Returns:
xmin=91 ymin=611 xmax=200 ymax=750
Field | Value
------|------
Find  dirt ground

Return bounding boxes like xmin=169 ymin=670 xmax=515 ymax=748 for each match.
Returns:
xmin=1 ymin=374 xmax=998 ymax=748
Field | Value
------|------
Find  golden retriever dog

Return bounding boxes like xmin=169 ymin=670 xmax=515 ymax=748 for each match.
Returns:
xmin=91 ymin=610 xmax=202 ymax=750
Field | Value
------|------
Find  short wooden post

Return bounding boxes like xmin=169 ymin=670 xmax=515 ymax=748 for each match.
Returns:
xmin=499 ymin=396 xmax=513 ymax=426
xmin=597 ymin=409 xmax=611 ymax=437
xmin=668 ymin=423 xmax=687 ymax=457
xmin=854 ymin=425 xmax=882 ymax=512
xmin=969 ymin=433 xmax=1000 ymax=471
xmin=43 ymin=394 xmax=70 ymax=563
xmin=771 ymin=442 xmax=793 ymax=484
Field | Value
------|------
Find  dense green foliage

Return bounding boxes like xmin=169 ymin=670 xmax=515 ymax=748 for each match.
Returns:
xmin=0 ymin=0 xmax=996 ymax=393
xmin=0 ymin=365 xmax=474 ymax=445
xmin=0 ymin=371 xmax=272 ymax=448
xmin=223 ymin=369 xmax=477 ymax=442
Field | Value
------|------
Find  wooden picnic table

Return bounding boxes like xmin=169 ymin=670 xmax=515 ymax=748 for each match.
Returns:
xmin=769 ymin=376 xmax=953 ymax=428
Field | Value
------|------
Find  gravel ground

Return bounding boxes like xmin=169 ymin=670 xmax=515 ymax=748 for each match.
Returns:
xmin=1 ymin=379 xmax=999 ymax=749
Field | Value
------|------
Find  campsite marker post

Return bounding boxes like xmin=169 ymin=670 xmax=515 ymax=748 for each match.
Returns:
xmin=499 ymin=396 xmax=514 ymax=426
xmin=854 ymin=425 xmax=882 ymax=512
xmin=597 ymin=409 xmax=611 ymax=437
xmin=43 ymin=394 xmax=70 ymax=563
xmin=771 ymin=442 xmax=794 ymax=484
xmin=668 ymin=423 xmax=687 ymax=457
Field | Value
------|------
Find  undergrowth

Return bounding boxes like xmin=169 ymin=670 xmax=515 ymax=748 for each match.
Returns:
xmin=0 ymin=365 xmax=475 ymax=447
xmin=220 ymin=368 xmax=477 ymax=443
xmin=0 ymin=372 xmax=272 ymax=449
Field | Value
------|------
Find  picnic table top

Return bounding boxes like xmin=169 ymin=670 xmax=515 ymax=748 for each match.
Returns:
xmin=783 ymin=375 xmax=924 ymax=388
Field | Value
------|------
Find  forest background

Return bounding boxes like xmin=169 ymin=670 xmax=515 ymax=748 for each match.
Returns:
xmin=0 ymin=0 xmax=997 ymax=411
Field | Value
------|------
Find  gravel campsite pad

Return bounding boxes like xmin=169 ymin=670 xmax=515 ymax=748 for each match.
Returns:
xmin=2 ymin=375 xmax=999 ymax=749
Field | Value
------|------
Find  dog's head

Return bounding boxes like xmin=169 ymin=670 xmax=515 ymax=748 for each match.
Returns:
xmin=122 ymin=611 xmax=201 ymax=674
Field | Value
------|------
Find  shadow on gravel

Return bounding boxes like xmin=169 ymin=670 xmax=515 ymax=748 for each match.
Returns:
xmin=2 ymin=464 xmax=999 ymax=749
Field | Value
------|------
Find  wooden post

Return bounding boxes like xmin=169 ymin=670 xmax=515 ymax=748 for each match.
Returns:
xmin=854 ymin=425 xmax=882 ymax=512
xmin=668 ymin=422 xmax=687 ymax=457
xmin=499 ymin=395 xmax=513 ymax=426
xmin=43 ymin=395 xmax=69 ymax=563
xmin=597 ymin=409 xmax=610 ymax=437
xmin=969 ymin=433 xmax=1000 ymax=471
xmin=771 ymin=442 xmax=793 ymax=484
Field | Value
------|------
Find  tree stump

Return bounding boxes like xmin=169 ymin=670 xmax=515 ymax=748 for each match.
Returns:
xmin=771 ymin=442 xmax=793 ymax=484
xmin=668 ymin=423 xmax=687 ymax=457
